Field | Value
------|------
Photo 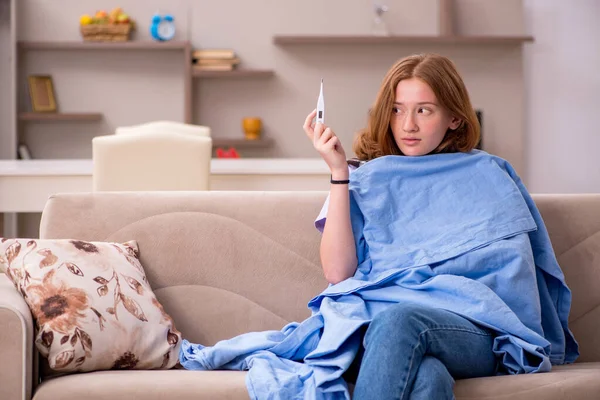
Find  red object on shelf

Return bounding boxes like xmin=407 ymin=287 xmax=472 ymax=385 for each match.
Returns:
xmin=216 ymin=147 xmax=240 ymax=158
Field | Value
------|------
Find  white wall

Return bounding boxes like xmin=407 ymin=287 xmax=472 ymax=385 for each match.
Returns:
xmin=524 ymin=0 xmax=600 ymax=193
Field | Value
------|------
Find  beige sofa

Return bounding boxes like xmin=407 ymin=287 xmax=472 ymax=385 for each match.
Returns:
xmin=1 ymin=191 xmax=599 ymax=400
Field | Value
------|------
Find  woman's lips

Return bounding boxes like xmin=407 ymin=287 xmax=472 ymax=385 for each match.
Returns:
xmin=401 ymin=138 xmax=421 ymax=145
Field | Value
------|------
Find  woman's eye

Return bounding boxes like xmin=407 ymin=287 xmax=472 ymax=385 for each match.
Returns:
xmin=418 ymin=107 xmax=432 ymax=115
xmin=392 ymin=107 xmax=402 ymax=114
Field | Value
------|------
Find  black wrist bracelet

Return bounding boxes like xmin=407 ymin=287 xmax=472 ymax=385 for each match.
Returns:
xmin=330 ymin=176 xmax=350 ymax=184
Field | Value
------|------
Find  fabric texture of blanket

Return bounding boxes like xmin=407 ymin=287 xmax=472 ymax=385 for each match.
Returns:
xmin=180 ymin=151 xmax=579 ymax=400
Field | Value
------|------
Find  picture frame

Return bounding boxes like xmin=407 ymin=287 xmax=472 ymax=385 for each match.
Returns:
xmin=28 ymin=75 xmax=57 ymax=112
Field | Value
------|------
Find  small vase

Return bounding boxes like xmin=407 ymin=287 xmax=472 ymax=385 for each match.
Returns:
xmin=242 ymin=117 xmax=262 ymax=140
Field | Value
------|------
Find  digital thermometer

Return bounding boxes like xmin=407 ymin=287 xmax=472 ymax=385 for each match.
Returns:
xmin=316 ymin=78 xmax=325 ymax=124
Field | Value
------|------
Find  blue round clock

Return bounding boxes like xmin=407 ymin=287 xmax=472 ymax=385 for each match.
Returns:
xmin=150 ymin=14 xmax=175 ymax=41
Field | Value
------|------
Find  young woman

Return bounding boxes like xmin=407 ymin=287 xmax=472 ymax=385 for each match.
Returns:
xmin=303 ymin=53 xmax=577 ymax=399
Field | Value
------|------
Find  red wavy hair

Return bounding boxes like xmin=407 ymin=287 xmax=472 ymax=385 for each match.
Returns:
xmin=353 ymin=53 xmax=480 ymax=160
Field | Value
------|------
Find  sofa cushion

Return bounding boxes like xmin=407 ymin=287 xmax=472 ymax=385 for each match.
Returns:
xmin=0 ymin=238 xmax=181 ymax=374
xmin=453 ymin=362 xmax=600 ymax=399
xmin=30 ymin=363 xmax=600 ymax=400
xmin=33 ymin=370 xmax=250 ymax=400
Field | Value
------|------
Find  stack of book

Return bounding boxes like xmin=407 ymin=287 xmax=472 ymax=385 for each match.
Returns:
xmin=192 ymin=49 xmax=240 ymax=72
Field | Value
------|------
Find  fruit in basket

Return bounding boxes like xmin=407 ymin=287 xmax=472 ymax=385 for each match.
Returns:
xmin=80 ymin=14 xmax=93 ymax=25
xmin=79 ymin=6 xmax=134 ymax=41
xmin=109 ymin=7 xmax=122 ymax=23
xmin=92 ymin=10 xmax=108 ymax=24
xmin=109 ymin=7 xmax=122 ymax=18
xmin=117 ymin=13 xmax=130 ymax=24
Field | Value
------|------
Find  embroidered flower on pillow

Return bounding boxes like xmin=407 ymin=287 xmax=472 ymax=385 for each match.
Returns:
xmin=0 ymin=238 xmax=181 ymax=372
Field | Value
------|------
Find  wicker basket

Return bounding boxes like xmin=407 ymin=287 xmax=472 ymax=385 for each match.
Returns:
xmin=80 ymin=24 xmax=132 ymax=42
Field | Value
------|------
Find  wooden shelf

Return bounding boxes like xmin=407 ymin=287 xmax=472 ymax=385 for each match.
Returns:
xmin=193 ymin=69 xmax=275 ymax=79
xmin=18 ymin=41 xmax=191 ymax=51
xmin=212 ymin=138 xmax=275 ymax=148
xmin=273 ymin=35 xmax=534 ymax=45
xmin=18 ymin=112 xmax=103 ymax=121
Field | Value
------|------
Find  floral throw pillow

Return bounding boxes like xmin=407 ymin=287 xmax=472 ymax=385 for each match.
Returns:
xmin=0 ymin=238 xmax=181 ymax=373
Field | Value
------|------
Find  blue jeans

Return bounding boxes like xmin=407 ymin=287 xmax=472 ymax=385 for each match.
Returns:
xmin=350 ymin=303 xmax=498 ymax=400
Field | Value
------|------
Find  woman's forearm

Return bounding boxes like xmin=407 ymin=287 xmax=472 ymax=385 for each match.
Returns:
xmin=320 ymin=171 xmax=358 ymax=284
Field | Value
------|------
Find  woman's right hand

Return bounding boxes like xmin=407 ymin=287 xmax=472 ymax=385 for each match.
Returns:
xmin=303 ymin=109 xmax=348 ymax=177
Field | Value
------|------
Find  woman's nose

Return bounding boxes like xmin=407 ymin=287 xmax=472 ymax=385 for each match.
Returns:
xmin=403 ymin=113 xmax=418 ymax=133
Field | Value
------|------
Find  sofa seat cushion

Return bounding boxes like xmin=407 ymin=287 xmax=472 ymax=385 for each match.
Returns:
xmin=454 ymin=362 xmax=600 ymax=400
xmin=33 ymin=362 xmax=600 ymax=400
xmin=33 ymin=370 xmax=250 ymax=400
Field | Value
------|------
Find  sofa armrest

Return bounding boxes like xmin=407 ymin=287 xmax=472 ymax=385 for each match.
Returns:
xmin=0 ymin=274 xmax=34 ymax=400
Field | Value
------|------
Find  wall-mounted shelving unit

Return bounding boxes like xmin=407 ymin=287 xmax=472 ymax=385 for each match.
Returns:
xmin=6 ymin=0 xmax=533 ymax=161
xmin=15 ymin=40 xmax=276 ymax=152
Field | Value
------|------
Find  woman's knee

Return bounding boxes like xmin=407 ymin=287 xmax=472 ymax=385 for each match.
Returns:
xmin=365 ymin=303 xmax=433 ymax=345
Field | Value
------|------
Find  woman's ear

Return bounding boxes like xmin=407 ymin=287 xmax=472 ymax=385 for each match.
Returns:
xmin=449 ymin=116 xmax=461 ymax=130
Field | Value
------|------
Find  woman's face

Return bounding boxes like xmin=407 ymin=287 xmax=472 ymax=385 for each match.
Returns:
xmin=390 ymin=78 xmax=460 ymax=156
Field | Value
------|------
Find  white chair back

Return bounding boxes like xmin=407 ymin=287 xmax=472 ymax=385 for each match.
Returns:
xmin=92 ymin=131 xmax=212 ymax=191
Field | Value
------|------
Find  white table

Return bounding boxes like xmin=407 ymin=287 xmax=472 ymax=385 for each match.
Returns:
xmin=0 ymin=159 xmax=331 ymax=213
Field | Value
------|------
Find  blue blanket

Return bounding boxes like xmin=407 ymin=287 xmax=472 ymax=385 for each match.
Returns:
xmin=180 ymin=151 xmax=579 ymax=400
